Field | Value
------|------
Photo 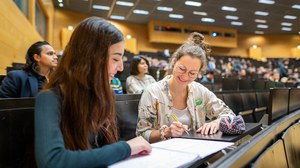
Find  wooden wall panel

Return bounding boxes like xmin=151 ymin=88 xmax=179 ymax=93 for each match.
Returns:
xmin=148 ymin=20 xmax=237 ymax=48
xmin=0 ymin=0 xmax=43 ymax=75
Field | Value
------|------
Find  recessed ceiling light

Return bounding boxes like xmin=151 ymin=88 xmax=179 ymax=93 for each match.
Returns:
xmin=133 ymin=9 xmax=149 ymax=15
xmin=231 ymin=21 xmax=243 ymax=26
xmin=110 ymin=15 xmax=125 ymax=20
xmin=185 ymin=1 xmax=202 ymax=7
xmin=255 ymin=19 xmax=266 ymax=23
xmin=255 ymin=31 xmax=264 ymax=34
xmin=284 ymin=15 xmax=297 ymax=19
xmin=292 ymin=4 xmax=300 ymax=9
xmin=201 ymin=18 xmax=215 ymax=23
xmin=92 ymin=5 xmax=110 ymax=10
xmin=258 ymin=0 xmax=275 ymax=5
xmin=255 ymin=11 xmax=269 ymax=16
xmin=157 ymin=6 xmax=173 ymax=12
xmin=193 ymin=11 xmax=207 ymax=16
xmin=126 ymin=35 xmax=132 ymax=39
xmin=116 ymin=1 xmax=134 ymax=7
xmin=221 ymin=6 xmax=237 ymax=12
xmin=67 ymin=26 xmax=74 ymax=30
xmin=281 ymin=27 xmax=292 ymax=31
xmin=257 ymin=24 xmax=268 ymax=29
xmin=59 ymin=3 xmax=63 ymax=7
xmin=281 ymin=22 xmax=292 ymax=26
xmin=297 ymin=45 xmax=300 ymax=49
xmin=58 ymin=0 xmax=63 ymax=3
xmin=226 ymin=15 xmax=239 ymax=20
xmin=169 ymin=14 xmax=184 ymax=19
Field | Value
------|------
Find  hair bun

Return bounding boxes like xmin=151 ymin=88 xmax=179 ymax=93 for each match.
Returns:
xmin=187 ymin=32 xmax=204 ymax=45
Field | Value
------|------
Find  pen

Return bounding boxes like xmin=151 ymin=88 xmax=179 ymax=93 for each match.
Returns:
xmin=171 ymin=113 xmax=190 ymax=135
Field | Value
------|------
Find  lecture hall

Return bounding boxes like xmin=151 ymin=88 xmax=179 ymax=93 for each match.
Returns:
xmin=1 ymin=0 xmax=300 ymax=167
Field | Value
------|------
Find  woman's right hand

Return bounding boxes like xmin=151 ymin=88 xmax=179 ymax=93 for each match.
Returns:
xmin=126 ymin=136 xmax=152 ymax=155
xmin=169 ymin=122 xmax=188 ymax=137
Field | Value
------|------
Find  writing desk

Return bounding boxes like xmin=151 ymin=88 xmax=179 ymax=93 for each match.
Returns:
xmin=181 ymin=123 xmax=262 ymax=142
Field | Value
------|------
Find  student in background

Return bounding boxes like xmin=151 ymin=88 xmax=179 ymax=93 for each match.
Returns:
xmin=0 ymin=41 xmax=57 ymax=98
xmin=35 ymin=17 xmax=151 ymax=168
xmin=111 ymin=76 xmax=123 ymax=94
xmin=136 ymin=32 xmax=235 ymax=143
xmin=126 ymin=55 xmax=156 ymax=94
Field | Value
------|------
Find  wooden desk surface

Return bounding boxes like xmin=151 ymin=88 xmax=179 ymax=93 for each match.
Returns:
xmin=180 ymin=123 xmax=262 ymax=142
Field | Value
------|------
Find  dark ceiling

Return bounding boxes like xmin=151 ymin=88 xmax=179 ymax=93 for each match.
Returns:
xmin=53 ymin=0 xmax=300 ymax=35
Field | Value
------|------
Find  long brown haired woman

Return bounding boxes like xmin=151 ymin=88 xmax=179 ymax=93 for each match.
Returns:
xmin=35 ymin=17 xmax=151 ymax=167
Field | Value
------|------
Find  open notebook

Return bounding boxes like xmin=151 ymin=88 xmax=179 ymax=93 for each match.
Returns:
xmin=109 ymin=138 xmax=233 ymax=168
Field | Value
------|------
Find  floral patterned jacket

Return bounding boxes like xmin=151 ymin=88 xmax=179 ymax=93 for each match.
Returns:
xmin=136 ymin=75 xmax=235 ymax=142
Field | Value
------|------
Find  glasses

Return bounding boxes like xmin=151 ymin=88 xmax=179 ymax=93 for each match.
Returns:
xmin=176 ymin=64 xmax=199 ymax=78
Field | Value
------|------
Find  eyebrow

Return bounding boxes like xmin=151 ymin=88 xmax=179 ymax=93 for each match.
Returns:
xmin=178 ymin=65 xmax=199 ymax=72
xmin=113 ymin=52 xmax=123 ymax=56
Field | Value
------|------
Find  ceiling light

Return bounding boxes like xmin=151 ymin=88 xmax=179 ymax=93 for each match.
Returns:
xmin=193 ymin=11 xmax=207 ymax=16
xmin=157 ymin=6 xmax=173 ymax=12
xmin=92 ymin=5 xmax=110 ymax=10
xmin=133 ymin=9 xmax=149 ymax=15
xmin=292 ymin=4 xmax=300 ymax=9
xmin=221 ymin=6 xmax=237 ymax=12
xmin=255 ymin=11 xmax=269 ymax=16
xmin=201 ymin=18 xmax=215 ymax=23
xmin=116 ymin=1 xmax=134 ymax=7
xmin=126 ymin=35 xmax=132 ymax=39
xmin=281 ymin=22 xmax=292 ymax=26
xmin=226 ymin=15 xmax=239 ymax=20
xmin=169 ymin=14 xmax=184 ymax=19
xmin=297 ymin=45 xmax=300 ymax=49
xmin=59 ymin=3 xmax=63 ymax=7
xmin=257 ymin=24 xmax=268 ymax=29
xmin=255 ymin=19 xmax=266 ymax=23
xmin=284 ymin=15 xmax=297 ymax=19
xmin=281 ymin=27 xmax=292 ymax=31
xmin=110 ymin=15 xmax=125 ymax=20
xmin=258 ymin=0 xmax=275 ymax=5
xmin=58 ymin=0 xmax=63 ymax=3
xmin=67 ymin=26 xmax=74 ymax=30
xmin=255 ymin=31 xmax=264 ymax=34
xmin=231 ymin=21 xmax=243 ymax=26
xmin=185 ymin=1 xmax=202 ymax=7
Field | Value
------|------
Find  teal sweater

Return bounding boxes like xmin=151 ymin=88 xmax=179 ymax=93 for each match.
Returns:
xmin=35 ymin=90 xmax=131 ymax=168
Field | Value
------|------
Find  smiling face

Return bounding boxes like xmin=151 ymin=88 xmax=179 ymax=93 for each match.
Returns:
xmin=172 ymin=55 xmax=201 ymax=86
xmin=107 ymin=41 xmax=125 ymax=82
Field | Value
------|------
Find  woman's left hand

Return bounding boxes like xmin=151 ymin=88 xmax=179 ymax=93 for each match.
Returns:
xmin=196 ymin=118 xmax=221 ymax=135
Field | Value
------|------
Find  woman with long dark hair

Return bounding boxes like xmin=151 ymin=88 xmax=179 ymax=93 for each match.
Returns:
xmin=35 ymin=17 xmax=151 ymax=167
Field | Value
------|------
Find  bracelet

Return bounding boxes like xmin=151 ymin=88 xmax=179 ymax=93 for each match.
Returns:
xmin=159 ymin=125 xmax=168 ymax=141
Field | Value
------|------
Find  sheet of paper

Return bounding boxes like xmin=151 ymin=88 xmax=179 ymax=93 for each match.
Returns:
xmin=109 ymin=147 xmax=199 ymax=168
xmin=151 ymin=138 xmax=234 ymax=158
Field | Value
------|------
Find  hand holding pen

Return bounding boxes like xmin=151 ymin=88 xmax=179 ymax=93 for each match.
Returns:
xmin=170 ymin=114 xmax=190 ymax=135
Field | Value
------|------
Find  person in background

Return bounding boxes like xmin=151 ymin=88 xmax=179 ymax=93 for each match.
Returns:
xmin=0 ymin=41 xmax=57 ymax=98
xmin=35 ymin=17 xmax=151 ymax=168
xmin=126 ymin=55 xmax=156 ymax=94
xmin=111 ymin=76 xmax=123 ymax=94
xmin=136 ymin=32 xmax=235 ymax=143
